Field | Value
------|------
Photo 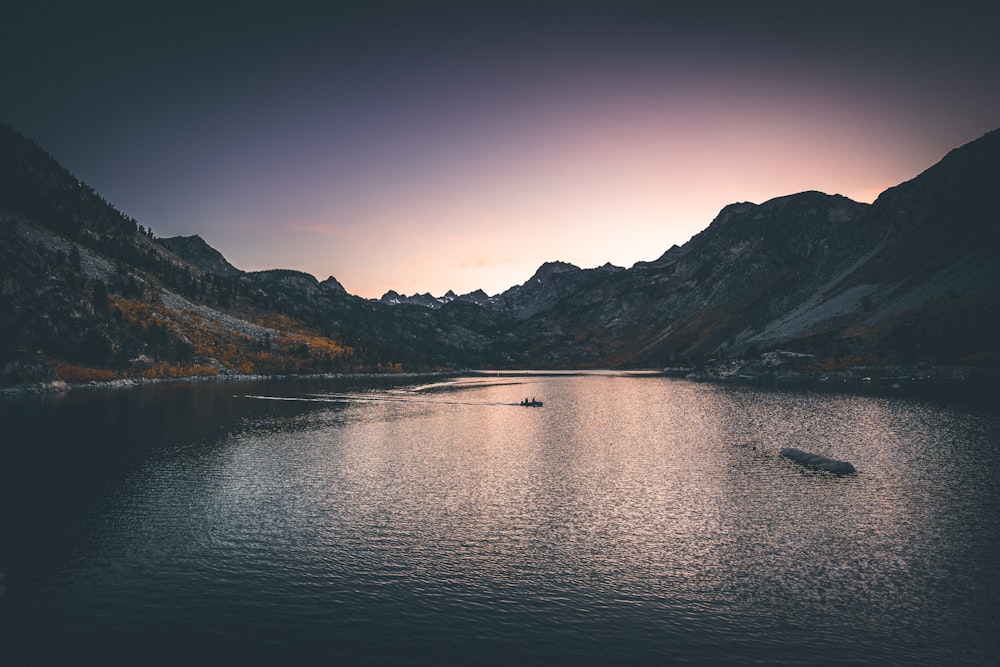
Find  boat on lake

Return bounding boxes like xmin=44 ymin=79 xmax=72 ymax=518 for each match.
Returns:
xmin=519 ymin=399 xmax=543 ymax=407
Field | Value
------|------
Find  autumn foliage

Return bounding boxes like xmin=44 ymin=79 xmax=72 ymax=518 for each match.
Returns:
xmin=96 ymin=294 xmax=365 ymax=379
xmin=52 ymin=363 xmax=119 ymax=382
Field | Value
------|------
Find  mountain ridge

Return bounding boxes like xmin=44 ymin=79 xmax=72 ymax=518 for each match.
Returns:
xmin=2 ymin=121 xmax=998 ymax=388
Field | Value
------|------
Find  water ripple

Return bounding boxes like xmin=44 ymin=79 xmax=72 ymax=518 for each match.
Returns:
xmin=1 ymin=375 xmax=998 ymax=665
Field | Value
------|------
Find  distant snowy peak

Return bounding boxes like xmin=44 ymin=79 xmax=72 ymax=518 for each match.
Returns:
xmin=378 ymin=288 xmax=491 ymax=308
xmin=455 ymin=289 xmax=491 ymax=306
xmin=378 ymin=290 xmax=435 ymax=307
xmin=378 ymin=290 xmax=404 ymax=305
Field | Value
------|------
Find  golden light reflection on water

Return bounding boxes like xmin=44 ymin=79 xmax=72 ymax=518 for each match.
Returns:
xmin=7 ymin=374 xmax=996 ymax=664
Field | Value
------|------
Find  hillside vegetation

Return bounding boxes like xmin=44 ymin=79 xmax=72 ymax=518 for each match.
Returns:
xmin=2 ymin=123 xmax=998 ymax=389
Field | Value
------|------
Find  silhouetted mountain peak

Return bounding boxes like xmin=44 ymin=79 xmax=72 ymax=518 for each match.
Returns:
xmin=529 ymin=261 xmax=581 ymax=283
xmin=0 ymin=121 xmax=138 ymax=244
xmin=378 ymin=289 xmax=461 ymax=308
xmin=158 ymin=234 xmax=241 ymax=277
xmin=455 ymin=289 xmax=491 ymax=306
xmin=872 ymin=128 xmax=1000 ymax=225
xmin=321 ymin=276 xmax=347 ymax=295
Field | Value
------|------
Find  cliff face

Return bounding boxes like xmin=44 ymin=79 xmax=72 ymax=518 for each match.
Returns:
xmin=2 ymin=121 xmax=998 ymax=386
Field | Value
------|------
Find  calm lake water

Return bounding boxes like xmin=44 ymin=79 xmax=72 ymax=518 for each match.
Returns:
xmin=1 ymin=372 xmax=998 ymax=665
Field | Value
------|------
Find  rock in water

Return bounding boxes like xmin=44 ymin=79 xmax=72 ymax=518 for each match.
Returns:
xmin=779 ymin=448 xmax=856 ymax=475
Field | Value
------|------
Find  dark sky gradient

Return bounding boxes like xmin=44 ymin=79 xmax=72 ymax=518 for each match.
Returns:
xmin=3 ymin=1 xmax=998 ymax=297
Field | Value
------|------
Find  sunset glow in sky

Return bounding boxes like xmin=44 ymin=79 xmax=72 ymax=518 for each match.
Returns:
xmin=3 ymin=2 xmax=998 ymax=297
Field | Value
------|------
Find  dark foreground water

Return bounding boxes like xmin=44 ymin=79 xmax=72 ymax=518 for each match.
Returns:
xmin=1 ymin=372 xmax=998 ymax=665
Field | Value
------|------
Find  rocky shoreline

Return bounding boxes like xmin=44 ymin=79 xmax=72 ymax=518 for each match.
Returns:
xmin=679 ymin=351 xmax=1000 ymax=403
xmin=3 ymin=352 xmax=998 ymax=403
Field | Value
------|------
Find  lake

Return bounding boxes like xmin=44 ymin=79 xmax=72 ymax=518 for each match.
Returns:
xmin=1 ymin=372 xmax=998 ymax=665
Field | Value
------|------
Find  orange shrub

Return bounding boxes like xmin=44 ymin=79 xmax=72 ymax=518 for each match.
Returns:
xmin=141 ymin=362 xmax=220 ymax=379
xmin=53 ymin=363 xmax=119 ymax=382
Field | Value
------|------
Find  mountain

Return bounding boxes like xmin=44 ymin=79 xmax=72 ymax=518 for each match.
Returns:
xmin=158 ymin=234 xmax=241 ymax=277
xmin=379 ymin=290 xmax=450 ymax=308
xmin=526 ymin=190 xmax=880 ymax=366
xmin=379 ymin=288 xmax=492 ymax=308
xmin=483 ymin=130 xmax=1000 ymax=370
xmin=0 ymin=122 xmax=461 ymax=385
xmin=2 ymin=120 xmax=998 ymax=388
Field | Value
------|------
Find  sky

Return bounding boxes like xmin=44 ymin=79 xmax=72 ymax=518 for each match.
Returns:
xmin=3 ymin=1 xmax=998 ymax=298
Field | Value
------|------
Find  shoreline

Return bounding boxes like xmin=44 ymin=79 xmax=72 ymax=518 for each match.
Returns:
xmin=3 ymin=360 xmax=998 ymax=405
xmin=682 ymin=359 xmax=1000 ymax=407
xmin=0 ymin=369 xmax=460 ymax=400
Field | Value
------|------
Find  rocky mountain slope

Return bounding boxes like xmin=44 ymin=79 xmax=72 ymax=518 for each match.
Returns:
xmin=2 ymin=121 xmax=997 ymax=388
xmin=474 ymin=130 xmax=1000 ymax=371
xmin=0 ymin=122 xmax=497 ymax=386
xmin=157 ymin=235 xmax=242 ymax=277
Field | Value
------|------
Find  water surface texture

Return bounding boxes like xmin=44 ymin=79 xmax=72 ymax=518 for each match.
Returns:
xmin=1 ymin=373 xmax=998 ymax=665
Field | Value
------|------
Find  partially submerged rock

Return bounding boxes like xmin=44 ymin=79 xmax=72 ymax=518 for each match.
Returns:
xmin=780 ymin=447 xmax=856 ymax=475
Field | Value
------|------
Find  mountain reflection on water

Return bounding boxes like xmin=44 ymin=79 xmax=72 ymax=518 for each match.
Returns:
xmin=1 ymin=372 xmax=998 ymax=665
